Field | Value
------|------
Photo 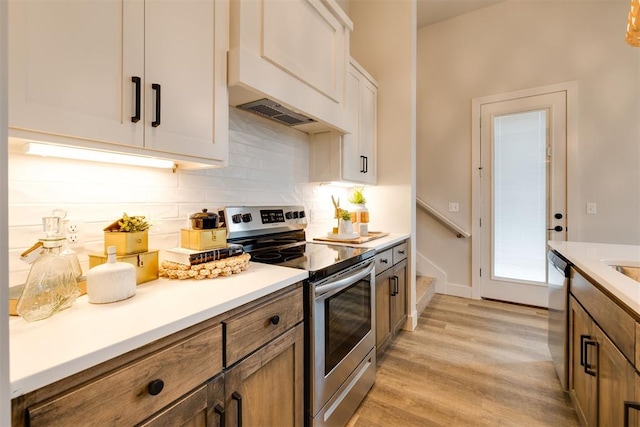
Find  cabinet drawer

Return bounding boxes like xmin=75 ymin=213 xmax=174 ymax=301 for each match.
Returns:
xmin=375 ymin=249 xmax=393 ymax=274
xmin=392 ymin=242 xmax=408 ymax=264
xmin=225 ymin=287 xmax=303 ymax=366
xmin=27 ymin=325 xmax=223 ymax=426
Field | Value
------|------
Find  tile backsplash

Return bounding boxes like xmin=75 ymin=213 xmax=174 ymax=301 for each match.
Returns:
xmin=7 ymin=107 xmax=348 ymax=286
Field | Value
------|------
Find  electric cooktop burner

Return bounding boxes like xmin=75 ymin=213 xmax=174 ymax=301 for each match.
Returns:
xmin=221 ymin=205 xmax=375 ymax=281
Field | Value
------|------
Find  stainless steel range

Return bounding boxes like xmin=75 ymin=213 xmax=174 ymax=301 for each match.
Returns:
xmin=221 ymin=205 xmax=377 ymax=427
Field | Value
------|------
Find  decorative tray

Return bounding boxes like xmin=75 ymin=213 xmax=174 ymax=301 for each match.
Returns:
xmin=313 ymin=231 xmax=389 ymax=244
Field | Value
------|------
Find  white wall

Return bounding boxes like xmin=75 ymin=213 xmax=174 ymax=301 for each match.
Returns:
xmin=6 ymin=108 xmax=349 ymax=286
xmin=349 ymin=0 xmax=418 ymax=328
xmin=417 ymin=0 xmax=640 ymax=290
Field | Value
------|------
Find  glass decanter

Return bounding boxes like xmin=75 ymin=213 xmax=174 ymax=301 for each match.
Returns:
xmin=17 ymin=217 xmax=80 ymax=322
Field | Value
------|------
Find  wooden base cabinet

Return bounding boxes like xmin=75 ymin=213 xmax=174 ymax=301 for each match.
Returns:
xmin=12 ymin=284 xmax=304 ymax=427
xmin=568 ymin=268 xmax=639 ymax=427
xmin=374 ymin=241 xmax=408 ymax=356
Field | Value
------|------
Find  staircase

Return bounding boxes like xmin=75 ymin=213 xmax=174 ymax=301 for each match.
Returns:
xmin=416 ymin=275 xmax=436 ymax=316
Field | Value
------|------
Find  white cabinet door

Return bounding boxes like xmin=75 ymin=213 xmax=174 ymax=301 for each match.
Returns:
xmin=9 ymin=0 xmax=144 ymax=147
xmin=9 ymin=0 xmax=228 ymax=167
xmin=310 ymin=59 xmax=377 ymax=184
xmin=144 ymin=0 xmax=227 ymax=162
xmin=341 ymin=62 xmax=377 ymax=184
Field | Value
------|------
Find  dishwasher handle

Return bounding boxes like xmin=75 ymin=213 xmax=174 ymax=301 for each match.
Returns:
xmin=548 ymin=251 xmax=569 ymax=277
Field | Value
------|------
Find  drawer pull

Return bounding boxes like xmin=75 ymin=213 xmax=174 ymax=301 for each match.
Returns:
xmin=398 ymin=250 xmax=405 ymax=255
xmin=214 ymin=404 xmax=226 ymax=427
xmin=232 ymin=391 xmax=243 ymax=427
xmin=270 ymin=315 xmax=280 ymax=325
xmin=380 ymin=259 xmax=388 ymax=264
xmin=147 ymin=379 xmax=164 ymax=396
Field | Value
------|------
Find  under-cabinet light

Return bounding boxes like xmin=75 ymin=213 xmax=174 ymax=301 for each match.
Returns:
xmin=23 ymin=142 xmax=175 ymax=169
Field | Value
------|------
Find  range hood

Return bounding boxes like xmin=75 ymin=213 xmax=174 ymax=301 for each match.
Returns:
xmin=227 ymin=0 xmax=353 ymax=135
xmin=236 ymin=99 xmax=317 ymax=127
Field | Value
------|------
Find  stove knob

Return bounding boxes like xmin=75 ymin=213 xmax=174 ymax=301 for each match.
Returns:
xmin=232 ymin=214 xmax=242 ymax=224
xmin=293 ymin=211 xmax=299 ymax=219
xmin=298 ymin=210 xmax=306 ymax=219
xmin=285 ymin=211 xmax=293 ymax=220
xmin=242 ymin=213 xmax=253 ymax=223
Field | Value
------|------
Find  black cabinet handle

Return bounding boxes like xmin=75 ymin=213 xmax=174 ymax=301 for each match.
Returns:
xmin=152 ymin=83 xmax=161 ymax=127
xmin=624 ymin=401 xmax=640 ymax=427
xmin=584 ymin=339 xmax=597 ymax=377
xmin=398 ymin=250 xmax=405 ymax=255
xmin=131 ymin=76 xmax=141 ymax=123
xmin=391 ymin=276 xmax=399 ymax=296
xmin=360 ymin=155 xmax=366 ymax=173
xmin=547 ymin=225 xmax=563 ymax=232
xmin=363 ymin=156 xmax=368 ymax=174
xmin=270 ymin=315 xmax=280 ymax=325
xmin=232 ymin=391 xmax=243 ymax=427
xmin=579 ymin=334 xmax=589 ymax=367
xmin=380 ymin=259 xmax=388 ymax=264
xmin=147 ymin=379 xmax=164 ymax=396
xmin=214 ymin=404 xmax=225 ymax=427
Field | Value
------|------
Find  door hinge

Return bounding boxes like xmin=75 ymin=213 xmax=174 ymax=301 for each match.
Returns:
xmin=479 ymin=268 xmax=482 ymax=277
xmin=547 ymin=146 xmax=552 ymax=157
xmin=479 ymin=217 xmax=482 ymax=227
xmin=478 ymin=166 xmax=483 ymax=178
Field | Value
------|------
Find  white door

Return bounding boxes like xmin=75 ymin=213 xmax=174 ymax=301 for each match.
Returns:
xmin=478 ymin=90 xmax=567 ymax=307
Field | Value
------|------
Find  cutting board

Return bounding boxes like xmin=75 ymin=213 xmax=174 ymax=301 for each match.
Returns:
xmin=313 ymin=231 xmax=389 ymax=244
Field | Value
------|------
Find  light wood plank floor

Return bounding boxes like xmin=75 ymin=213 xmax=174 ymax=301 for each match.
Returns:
xmin=347 ymin=294 xmax=579 ymax=427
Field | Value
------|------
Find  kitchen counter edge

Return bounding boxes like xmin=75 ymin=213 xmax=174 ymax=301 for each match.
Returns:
xmin=549 ymin=241 xmax=640 ymax=316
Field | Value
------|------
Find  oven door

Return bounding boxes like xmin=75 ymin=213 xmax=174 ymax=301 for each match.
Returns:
xmin=310 ymin=258 xmax=376 ymax=420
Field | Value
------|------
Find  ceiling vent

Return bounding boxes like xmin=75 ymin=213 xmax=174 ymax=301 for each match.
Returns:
xmin=237 ymin=99 xmax=317 ymax=127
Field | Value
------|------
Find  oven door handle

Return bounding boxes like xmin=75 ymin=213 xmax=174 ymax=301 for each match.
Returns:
xmin=314 ymin=261 xmax=374 ymax=300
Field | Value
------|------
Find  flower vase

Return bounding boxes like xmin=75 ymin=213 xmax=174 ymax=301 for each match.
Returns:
xmin=350 ymin=204 xmax=369 ymax=236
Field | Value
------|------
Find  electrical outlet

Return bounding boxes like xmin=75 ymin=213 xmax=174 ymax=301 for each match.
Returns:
xmin=66 ymin=219 xmax=85 ymax=249
xmin=448 ymin=202 xmax=460 ymax=212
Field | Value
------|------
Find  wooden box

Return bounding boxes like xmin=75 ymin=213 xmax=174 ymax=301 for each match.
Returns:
xmin=104 ymin=230 xmax=149 ymax=255
xmin=89 ymin=250 xmax=159 ymax=285
xmin=181 ymin=228 xmax=227 ymax=250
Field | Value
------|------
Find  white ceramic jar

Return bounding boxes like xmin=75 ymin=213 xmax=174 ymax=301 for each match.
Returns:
xmin=87 ymin=246 xmax=136 ymax=304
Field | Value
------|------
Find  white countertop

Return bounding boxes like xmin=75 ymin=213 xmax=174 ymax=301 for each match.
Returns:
xmin=549 ymin=241 xmax=640 ymax=315
xmin=9 ymin=262 xmax=308 ymax=398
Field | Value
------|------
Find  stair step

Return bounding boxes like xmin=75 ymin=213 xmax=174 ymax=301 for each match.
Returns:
xmin=416 ymin=275 xmax=436 ymax=315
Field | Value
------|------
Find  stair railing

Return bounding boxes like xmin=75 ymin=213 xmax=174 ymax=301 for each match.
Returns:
xmin=416 ymin=197 xmax=471 ymax=239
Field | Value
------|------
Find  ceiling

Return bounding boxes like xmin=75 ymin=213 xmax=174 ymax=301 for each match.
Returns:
xmin=416 ymin=0 xmax=506 ymax=28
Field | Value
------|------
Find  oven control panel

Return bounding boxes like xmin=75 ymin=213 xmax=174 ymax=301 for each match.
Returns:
xmin=222 ymin=205 xmax=307 ymax=237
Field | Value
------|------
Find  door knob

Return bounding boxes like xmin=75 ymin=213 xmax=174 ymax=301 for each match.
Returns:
xmin=554 ymin=213 xmax=563 ymax=219
xmin=547 ymin=225 xmax=563 ymax=232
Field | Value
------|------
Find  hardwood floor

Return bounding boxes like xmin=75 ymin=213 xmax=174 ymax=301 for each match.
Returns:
xmin=347 ymin=294 xmax=579 ymax=427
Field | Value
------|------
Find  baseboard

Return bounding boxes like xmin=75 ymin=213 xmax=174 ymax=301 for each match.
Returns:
xmin=445 ymin=282 xmax=473 ymax=299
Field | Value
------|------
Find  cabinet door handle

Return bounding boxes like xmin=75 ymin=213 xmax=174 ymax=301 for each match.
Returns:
xmin=131 ymin=76 xmax=141 ymax=123
xmin=232 ymin=391 xmax=243 ymax=427
xmin=147 ymin=379 xmax=164 ymax=396
xmin=364 ymin=156 xmax=368 ymax=173
xmin=270 ymin=315 xmax=280 ymax=325
xmin=624 ymin=401 xmax=640 ymax=427
xmin=584 ymin=338 xmax=597 ymax=377
xmin=579 ymin=334 xmax=589 ymax=367
xmin=360 ymin=155 xmax=366 ymax=173
xmin=214 ymin=404 xmax=226 ymax=427
xmin=152 ymin=83 xmax=161 ymax=127
xmin=391 ymin=276 xmax=399 ymax=296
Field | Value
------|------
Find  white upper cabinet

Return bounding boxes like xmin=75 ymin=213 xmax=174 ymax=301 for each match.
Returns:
xmin=309 ymin=58 xmax=378 ymax=184
xmin=9 ymin=0 xmax=229 ymax=168
xmin=228 ymin=0 xmax=353 ymax=134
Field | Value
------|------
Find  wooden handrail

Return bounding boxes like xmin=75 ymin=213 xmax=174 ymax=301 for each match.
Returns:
xmin=416 ymin=197 xmax=471 ymax=239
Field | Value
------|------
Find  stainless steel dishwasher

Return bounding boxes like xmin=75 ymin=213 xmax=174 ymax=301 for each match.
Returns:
xmin=547 ymin=250 xmax=571 ymax=391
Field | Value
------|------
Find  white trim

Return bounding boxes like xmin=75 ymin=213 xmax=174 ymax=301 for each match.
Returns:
xmin=471 ymin=81 xmax=578 ymax=301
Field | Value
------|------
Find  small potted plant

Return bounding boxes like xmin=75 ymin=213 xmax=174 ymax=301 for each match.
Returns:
xmin=338 ymin=209 xmax=354 ymax=235
xmin=104 ymin=213 xmax=150 ymax=255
